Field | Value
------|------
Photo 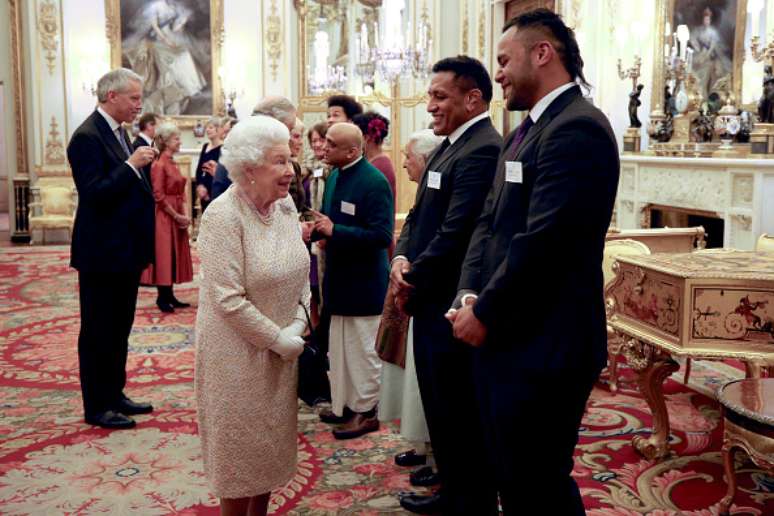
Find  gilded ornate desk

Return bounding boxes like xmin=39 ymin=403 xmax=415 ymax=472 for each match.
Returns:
xmin=606 ymin=250 xmax=774 ymax=460
xmin=716 ymin=378 xmax=774 ymax=515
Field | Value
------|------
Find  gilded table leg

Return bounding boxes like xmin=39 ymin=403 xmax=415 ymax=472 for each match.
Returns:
xmin=623 ymin=338 xmax=679 ymax=460
xmin=607 ymin=329 xmax=622 ymax=395
xmin=744 ymin=361 xmax=764 ymax=378
xmin=718 ymin=439 xmax=736 ymax=516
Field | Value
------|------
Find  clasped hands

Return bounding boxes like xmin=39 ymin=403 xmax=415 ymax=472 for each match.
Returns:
xmin=269 ymin=319 xmax=307 ymax=361
xmin=445 ymin=296 xmax=487 ymax=348
xmin=391 ymin=259 xmax=487 ymax=346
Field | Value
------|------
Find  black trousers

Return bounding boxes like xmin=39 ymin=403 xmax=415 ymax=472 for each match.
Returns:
xmin=77 ymin=270 xmax=141 ymax=417
xmin=412 ymin=312 xmax=498 ymax=515
xmin=473 ymin=346 xmax=600 ymax=516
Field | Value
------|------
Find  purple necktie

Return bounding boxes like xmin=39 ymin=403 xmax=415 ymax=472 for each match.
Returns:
xmin=506 ymin=116 xmax=534 ymax=159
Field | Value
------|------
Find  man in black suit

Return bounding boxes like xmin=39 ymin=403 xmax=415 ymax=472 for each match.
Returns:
xmin=448 ymin=10 xmax=620 ymax=514
xmin=68 ymin=68 xmax=157 ymax=430
xmin=131 ymin=112 xmax=158 ymax=184
xmin=392 ymin=56 xmax=502 ymax=515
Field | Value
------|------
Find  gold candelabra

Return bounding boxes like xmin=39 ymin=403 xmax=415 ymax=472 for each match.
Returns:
xmin=617 ymin=55 xmax=642 ymax=92
xmin=751 ymin=35 xmax=774 ymax=66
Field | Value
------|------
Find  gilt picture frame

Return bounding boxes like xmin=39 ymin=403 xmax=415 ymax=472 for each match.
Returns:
xmin=652 ymin=0 xmax=747 ymax=113
xmin=105 ymin=0 xmax=224 ymax=127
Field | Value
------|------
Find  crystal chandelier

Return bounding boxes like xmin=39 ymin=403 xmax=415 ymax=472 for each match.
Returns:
xmin=356 ymin=0 xmax=432 ymax=84
xmin=309 ymin=4 xmax=348 ymax=95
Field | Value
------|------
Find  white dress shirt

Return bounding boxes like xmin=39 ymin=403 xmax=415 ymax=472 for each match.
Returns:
xmin=138 ymin=132 xmax=153 ymax=146
xmin=96 ymin=106 xmax=142 ymax=179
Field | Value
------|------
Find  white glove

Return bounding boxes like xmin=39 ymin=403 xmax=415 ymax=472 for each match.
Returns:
xmin=287 ymin=319 xmax=307 ymax=338
xmin=270 ymin=329 xmax=305 ymax=361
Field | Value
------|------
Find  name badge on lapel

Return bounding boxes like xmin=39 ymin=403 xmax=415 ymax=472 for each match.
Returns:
xmin=341 ymin=201 xmax=356 ymax=215
xmin=313 ymin=168 xmax=324 ymax=178
xmin=505 ymin=161 xmax=523 ymax=184
xmin=427 ymin=171 xmax=442 ymax=190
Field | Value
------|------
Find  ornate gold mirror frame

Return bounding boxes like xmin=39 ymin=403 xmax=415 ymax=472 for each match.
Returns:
xmin=651 ymin=0 xmax=748 ymax=112
xmin=105 ymin=0 xmax=224 ymax=127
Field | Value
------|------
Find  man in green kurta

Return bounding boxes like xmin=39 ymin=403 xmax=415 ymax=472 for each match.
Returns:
xmin=311 ymin=123 xmax=394 ymax=439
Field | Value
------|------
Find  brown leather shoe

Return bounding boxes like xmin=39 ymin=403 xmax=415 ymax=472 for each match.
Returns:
xmin=332 ymin=413 xmax=379 ymax=440
xmin=319 ymin=406 xmax=354 ymax=424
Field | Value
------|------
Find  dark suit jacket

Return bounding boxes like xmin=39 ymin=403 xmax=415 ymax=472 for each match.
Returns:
xmin=68 ymin=110 xmax=155 ymax=273
xmin=396 ymin=117 xmax=502 ymax=314
xmin=319 ymin=158 xmax=394 ymax=316
xmin=131 ymin=135 xmax=153 ymax=185
xmin=458 ymin=86 xmax=620 ymax=376
xmin=211 ymin=163 xmax=231 ymax=200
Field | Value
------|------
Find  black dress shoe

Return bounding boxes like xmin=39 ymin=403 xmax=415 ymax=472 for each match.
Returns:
xmin=410 ymin=466 xmax=440 ymax=487
xmin=319 ymin=406 xmax=354 ymax=424
xmin=399 ymin=492 xmax=444 ymax=514
xmin=156 ymin=299 xmax=175 ymax=313
xmin=85 ymin=410 xmax=136 ymax=429
xmin=395 ymin=449 xmax=427 ymax=467
xmin=116 ymin=397 xmax=153 ymax=415
xmin=170 ymin=297 xmax=190 ymax=308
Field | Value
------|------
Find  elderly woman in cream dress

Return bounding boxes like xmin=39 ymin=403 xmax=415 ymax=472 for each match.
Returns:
xmin=379 ymin=129 xmax=444 ymax=468
xmin=195 ymin=115 xmax=309 ymax=516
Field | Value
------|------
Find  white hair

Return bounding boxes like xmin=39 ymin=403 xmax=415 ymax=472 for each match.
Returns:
xmin=407 ymin=129 xmax=445 ymax=160
xmin=251 ymin=96 xmax=296 ymax=128
xmin=220 ymin=115 xmax=290 ymax=185
xmin=155 ymin=122 xmax=179 ymax=141
xmin=154 ymin=122 xmax=180 ymax=151
xmin=96 ymin=68 xmax=143 ymax=103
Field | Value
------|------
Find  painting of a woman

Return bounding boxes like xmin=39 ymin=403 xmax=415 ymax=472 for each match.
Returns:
xmin=689 ymin=5 xmax=733 ymax=101
xmin=121 ymin=0 xmax=211 ymax=115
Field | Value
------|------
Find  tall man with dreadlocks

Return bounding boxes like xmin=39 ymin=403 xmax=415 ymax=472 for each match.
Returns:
xmin=447 ymin=9 xmax=620 ymax=514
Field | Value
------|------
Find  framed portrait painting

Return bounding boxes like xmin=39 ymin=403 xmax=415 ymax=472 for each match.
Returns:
xmin=106 ymin=0 xmax=224 ymax=126
xmin=651 ymin=0 xmax=747 ymax=113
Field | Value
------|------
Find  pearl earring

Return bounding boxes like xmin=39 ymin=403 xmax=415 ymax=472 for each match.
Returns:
xmin=250 ymin=180 xmax=255 ymax=185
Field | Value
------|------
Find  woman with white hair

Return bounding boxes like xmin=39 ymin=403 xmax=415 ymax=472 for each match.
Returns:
xmin=140 ymin=122 xmax=193 ymax=313
xmin=195 ymin=115 xmax=309 ymax=516
xmin=378 ymin=128 xmax=443 ymax=478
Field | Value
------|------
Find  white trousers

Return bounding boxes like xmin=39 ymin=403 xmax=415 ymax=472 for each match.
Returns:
xmin=329 ymin=315 xmax=382 ymax=415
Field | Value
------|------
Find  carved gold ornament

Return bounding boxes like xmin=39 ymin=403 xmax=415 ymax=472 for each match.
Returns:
xmin=477 ymin=0 xmax=485 ymax=61
xmin=37 ymin=0 xmax=60 ymax=75
xmin=45 ymin=117 xmax=66 ymax=166
xmin=267 ymin=0 xmax=283 ymax=82
xmin=461 ymin=0 xmax=469 ymax=54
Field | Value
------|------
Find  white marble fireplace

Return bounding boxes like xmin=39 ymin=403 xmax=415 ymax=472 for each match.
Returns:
xmin=616 ymin=156 xmax=774 ymax=250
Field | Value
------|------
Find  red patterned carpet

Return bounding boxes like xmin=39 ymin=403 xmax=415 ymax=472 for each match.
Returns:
xmin=0 ymin=247 xmax=772 ymax=515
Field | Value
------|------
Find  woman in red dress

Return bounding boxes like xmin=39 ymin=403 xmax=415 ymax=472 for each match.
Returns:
xmin=141 ymin=122 xmax=193 ymax=312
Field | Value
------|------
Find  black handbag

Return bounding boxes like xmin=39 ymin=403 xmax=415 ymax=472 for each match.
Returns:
xmin=297 ymin=302 xmax=331 ymax=407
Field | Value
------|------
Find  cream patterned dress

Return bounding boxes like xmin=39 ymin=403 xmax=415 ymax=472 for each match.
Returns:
xmin=195 ymin=186 xmax=310 ymax=498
